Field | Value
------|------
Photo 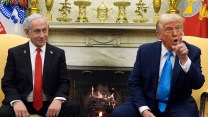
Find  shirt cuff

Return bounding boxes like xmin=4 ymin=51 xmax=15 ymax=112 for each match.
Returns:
xmin=54 ymin=97 xmax=66 ymax=101
xmin=139 ymin=106 xmax=150 ymax=114
xmin=179 ymin=57 xmax=191 ymax=73
xmin=10 ymin=100 xmax=21 ymax=106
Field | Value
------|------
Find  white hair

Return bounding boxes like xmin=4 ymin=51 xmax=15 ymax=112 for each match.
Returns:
xmin=24 ymin=14 xmax=47 ymax=29
xmin=156 ymin=14 xmax=184 ymax=32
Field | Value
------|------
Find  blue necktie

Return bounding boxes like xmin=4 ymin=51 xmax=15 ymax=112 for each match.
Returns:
xmin=158 ymin=51 xmax=172 ymax=112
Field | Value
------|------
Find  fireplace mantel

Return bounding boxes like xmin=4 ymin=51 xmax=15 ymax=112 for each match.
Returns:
xmin=49 ymin=22 xmax=156 ymax=31
xmin=48 ymin=22 xmax=157 ymax=47
xmin=48 ymin=23 xmax=158 ymax=67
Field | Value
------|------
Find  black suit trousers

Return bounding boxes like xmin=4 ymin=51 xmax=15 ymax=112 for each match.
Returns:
xmin=0 ymin=100 xmax=80 ymax=117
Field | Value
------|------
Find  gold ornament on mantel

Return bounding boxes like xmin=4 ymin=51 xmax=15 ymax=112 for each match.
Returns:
xmin=93 ymin=1 xmax=113 ymax=23
xmin=45 ymin=0 xmax=54 ymax=22
xmin=113 ymin=1 xmax=131 ymax=23
xmin=56 ymin=0 xmax=72 ymax=22
xmin=74 ymin=0 xmax=91 ymax=22
xmin=133 ymin=0 xmax=149 ymax=23
xmin=153 ymin=0 xmax=161 ymax=23
xmin=167 ymin=0 xmax=179 ymax=14
xmin=29 ymin=0 xmax=39 ymax=15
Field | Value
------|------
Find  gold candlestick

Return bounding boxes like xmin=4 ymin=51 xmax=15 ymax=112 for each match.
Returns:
xmin=45 ymin=0 xmax=54 ymax=22
xmin=57 ymin=0 xmax=72 ymax=22
xmin=113 ymin=1 xmax=131 ymax=23
xmin=74 ymin=0 xmax=91 ymax=22
xmin=93 ymin=1 xmax=113 ymax=23
xmin=153 ymin=0 xmax=161 ymax=23
xmin=133 ymin=0 xmax=149 ymax=23
xmin=29 ymin=0 xmax=39 ymax=15
xmin=167 ymin=0 xmax=179 ymax=14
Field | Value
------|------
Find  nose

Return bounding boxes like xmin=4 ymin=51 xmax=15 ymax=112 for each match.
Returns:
xmin=172 ymin=28 xmax=178 ymax=36
xmin=39 ymin=31 xmax=45 ymax=38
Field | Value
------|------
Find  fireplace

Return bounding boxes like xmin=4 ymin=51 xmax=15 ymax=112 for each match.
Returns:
xmin=48 ymin=22 xmax=156 ymax=117
xmin=68 ymin=66 xmax=132 ymax=117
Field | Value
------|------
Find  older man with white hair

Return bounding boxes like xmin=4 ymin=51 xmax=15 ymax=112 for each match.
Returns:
xmin=111 ymin=13 xmax=204 ymax=117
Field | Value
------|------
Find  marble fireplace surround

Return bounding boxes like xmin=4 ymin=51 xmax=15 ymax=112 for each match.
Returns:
xmin=48 ymin=23 xmax=158 ymax=67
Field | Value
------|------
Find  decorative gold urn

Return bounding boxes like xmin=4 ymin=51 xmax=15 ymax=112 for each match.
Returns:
xmin=167 ymin=0 xmax=179 ymax=14
xmin=93 ymin=1 xmax=113 ymax=23
xmin=113 ymin=1 xmax=131 ymax=23
xmin=45 ymin=0 xmax=54 ymax=22
xmin=74 ymin=0 xmax=91 ymax=22
xmin=29 ymin=0 xmax=39 ymax=15
xmin=153 ymin=0 xmax=161 ymax=23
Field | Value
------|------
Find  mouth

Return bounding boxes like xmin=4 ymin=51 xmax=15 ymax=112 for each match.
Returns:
xmin=38 ymin=39 xmax=46 ymax=42
xmin=173 ymin=39 xmax=178 ymax=45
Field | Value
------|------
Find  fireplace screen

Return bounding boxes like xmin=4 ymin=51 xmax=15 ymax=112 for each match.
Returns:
xmin=68 ymin=66 xmax=131 ymax=117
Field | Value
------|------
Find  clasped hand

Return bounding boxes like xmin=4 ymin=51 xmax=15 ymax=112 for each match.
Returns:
xmin=13 ymin=99 xmax=63 ymax=117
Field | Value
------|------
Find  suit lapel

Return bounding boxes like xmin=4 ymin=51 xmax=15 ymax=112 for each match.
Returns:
xmin=171 ymin=56 xmax=181 ymax=91
xmin=43 ymin=44 xmax=53 ymax=83
xmin=151 ymin=42 xmax=162 ymax=97
xmin=22 ymin=42 xmax=33 ymax=85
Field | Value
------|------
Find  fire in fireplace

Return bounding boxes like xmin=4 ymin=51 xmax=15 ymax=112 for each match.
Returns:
xmin=87 ymin=85 xmax=115 ymax=117
xmin=68 ymin=66 xmax=131 ymax=117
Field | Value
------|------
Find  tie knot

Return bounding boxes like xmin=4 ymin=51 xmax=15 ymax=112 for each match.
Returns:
xmin=167 ymin=51 xmax=172 ymax=58
xmin=36 ymin=48 xmax=41 ymax=53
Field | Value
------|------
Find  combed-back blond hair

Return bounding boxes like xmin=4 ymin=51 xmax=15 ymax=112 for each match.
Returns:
xmin=156 ymin=14 xmax=184 ymax=33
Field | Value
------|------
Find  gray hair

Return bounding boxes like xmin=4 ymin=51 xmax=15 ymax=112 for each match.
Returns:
xmin=24 ymin=14 xmax=47 ymax=29
xmin=156 ymin=14 xmax=184 ymax=32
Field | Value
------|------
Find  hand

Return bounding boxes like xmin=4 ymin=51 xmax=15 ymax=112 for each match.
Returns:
xmin=46 ymin=99 xmax=63 ymax=117
xmin=172 ymin=42 xmax=188 ymax=65
xmin=13 ymin=101 xmax=30 ymax=117
xmin=142 ymin=110 xmax=156 ymax=117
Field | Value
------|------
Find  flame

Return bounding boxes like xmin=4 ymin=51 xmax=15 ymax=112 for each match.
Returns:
xmin=109 ymin=93 xmax=114 ymax=98
xmin=92 ymin=86 xmax=94 ymax=96
xmin=90 ymin=85 xmax=116 ymax=108
xmin=99 ymin=111 xmax=102 ymax=117
xmin=97 ymin=91 xmax=103 ymax=98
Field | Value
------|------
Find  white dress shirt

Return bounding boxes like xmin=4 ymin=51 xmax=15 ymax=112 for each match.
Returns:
xmin=27 ymin=41 xmax=47 ymax=102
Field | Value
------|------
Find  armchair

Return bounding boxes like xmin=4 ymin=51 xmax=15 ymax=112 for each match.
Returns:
xmin=183 ymin=36 xmax=208 ymax=117
xmin=0 ymin=34 xmax=42 ymax=117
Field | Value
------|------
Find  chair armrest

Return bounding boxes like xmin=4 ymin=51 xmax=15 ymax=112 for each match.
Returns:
xmin=200 ymin=92 xmax=208 ymax=117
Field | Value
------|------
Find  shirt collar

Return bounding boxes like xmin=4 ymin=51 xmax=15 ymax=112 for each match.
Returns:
xmin=161 ymin=43 xmax=176 ymax=57
xmin=29 ymin=41 xmax=46 ymax=53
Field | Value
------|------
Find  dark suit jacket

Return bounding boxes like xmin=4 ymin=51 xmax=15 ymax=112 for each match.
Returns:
xmin=1 ymin=42 xmax=70 ymax=105
xmin=128 ymin=41 xmax=204 ymax=115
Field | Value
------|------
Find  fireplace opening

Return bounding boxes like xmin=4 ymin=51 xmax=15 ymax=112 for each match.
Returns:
xmin=68 ymin=66 xmax=131 ymax=117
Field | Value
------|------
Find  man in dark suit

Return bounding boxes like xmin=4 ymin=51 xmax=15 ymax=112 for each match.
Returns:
xmin=111 ymin=14 xmax=204 ymax=117
xmin=0 ymin=14 xmax=80 ymax=117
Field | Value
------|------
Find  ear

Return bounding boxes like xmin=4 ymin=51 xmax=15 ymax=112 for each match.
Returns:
xmin=24 ymin=29 xmax=29 ymax=37
xmin=156 ymin=31 xmax=162 ymax=40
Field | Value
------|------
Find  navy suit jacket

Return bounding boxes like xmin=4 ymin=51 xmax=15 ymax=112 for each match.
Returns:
xmin=1 ymin=42 xmax=70 ymax=105
xmin=128 ymin=41 xmax=204 ymax=114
